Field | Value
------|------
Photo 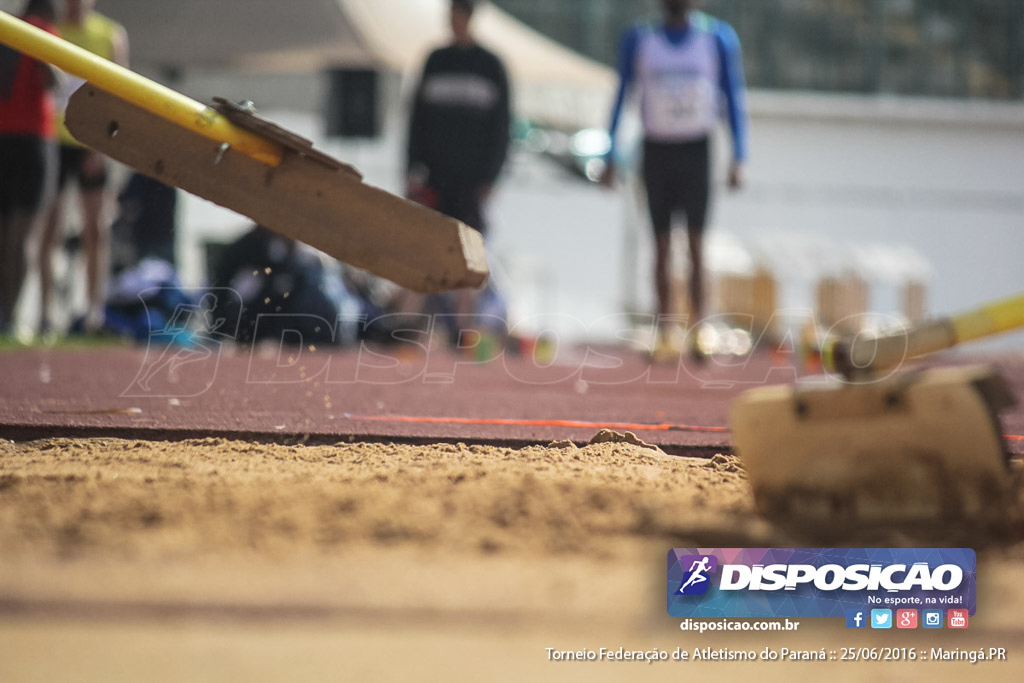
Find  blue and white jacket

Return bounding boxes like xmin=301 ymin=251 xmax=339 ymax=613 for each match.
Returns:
xmin=607 ymin=11 xmax=748 ymax=163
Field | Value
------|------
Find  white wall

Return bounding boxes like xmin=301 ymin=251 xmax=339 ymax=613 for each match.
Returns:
xmin=721 ymin=92 xmax=1024 ymax=323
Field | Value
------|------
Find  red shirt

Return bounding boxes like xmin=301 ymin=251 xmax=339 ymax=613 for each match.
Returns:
xmin=0 ymin=16 xmax=57 ymax=138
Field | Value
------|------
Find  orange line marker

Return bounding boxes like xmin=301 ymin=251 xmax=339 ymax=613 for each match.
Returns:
xmin=344 ymin=413 xmax=729 ymax=434
xmin=344 ymin=413 xmax=1023 ymax=443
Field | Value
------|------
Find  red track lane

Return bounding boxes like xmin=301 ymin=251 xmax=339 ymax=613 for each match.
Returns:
xmin=1 ymin=344 xmax=1022 ymax=454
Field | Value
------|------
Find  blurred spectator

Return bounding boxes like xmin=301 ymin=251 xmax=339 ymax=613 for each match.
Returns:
xmin=39 ymin=0 xmax=128 ymax=333
xmin=603 ymin=0 xmax=748 ymax=361
xmin=209 ymin=224 xmax=360 ymax=347
xmin=110 ymin=171 xmax=178 ymax=274
xmin=0 ymin=0 xmax=59 ymax=335
xmin=405 ymin=0 xmax=510 ymax=327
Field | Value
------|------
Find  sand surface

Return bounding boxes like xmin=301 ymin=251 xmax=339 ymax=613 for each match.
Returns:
xmin=1 ymin=433 xmax=1024 ymax=681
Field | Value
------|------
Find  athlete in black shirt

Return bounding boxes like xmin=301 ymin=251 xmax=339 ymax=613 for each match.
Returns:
xmin=406 ymin=0 xmax=510 ymax=237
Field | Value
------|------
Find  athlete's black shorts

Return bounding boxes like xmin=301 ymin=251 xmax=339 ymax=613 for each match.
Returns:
xmin=642 ymin=136 xmax=710 ymax=236
xmin=0 ymin=135 xmax=54 ymax=213
xmin=429 ymin=177 xmax=488 ymax=237
xmin=57 ymin=144 xmax=108 ymax=191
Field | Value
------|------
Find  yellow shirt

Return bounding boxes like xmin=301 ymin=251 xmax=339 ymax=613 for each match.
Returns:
xmin=56 ymin=12 xmax=125 ymax=145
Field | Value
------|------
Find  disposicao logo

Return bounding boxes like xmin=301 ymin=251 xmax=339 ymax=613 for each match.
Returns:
xmin=667 ymin=548 xmax=976 ymax=619
xmin=675 ymin=555 xmax=718 ymax=596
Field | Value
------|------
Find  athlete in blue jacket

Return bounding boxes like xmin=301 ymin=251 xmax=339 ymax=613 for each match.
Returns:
xmin=603 ymin=0 xmax=749 ymax=361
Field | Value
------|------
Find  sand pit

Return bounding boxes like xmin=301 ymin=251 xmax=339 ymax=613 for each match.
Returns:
xmin=2 ymin=432 xmax=1024 ymax=681
xmin=0 ymin=434 xmax=753 ymax=562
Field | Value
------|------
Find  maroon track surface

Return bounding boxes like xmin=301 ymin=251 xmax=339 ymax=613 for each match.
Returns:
xmin=2 ymin=342 xmax=1023 ymax=455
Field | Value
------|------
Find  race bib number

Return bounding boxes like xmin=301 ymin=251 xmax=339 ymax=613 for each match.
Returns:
xmin=645 ymin=74 xmax=716 ymax=137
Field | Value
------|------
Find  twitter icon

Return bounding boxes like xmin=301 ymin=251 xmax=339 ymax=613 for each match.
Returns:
xmin=871 ymin=609 xmax=893 ymax=629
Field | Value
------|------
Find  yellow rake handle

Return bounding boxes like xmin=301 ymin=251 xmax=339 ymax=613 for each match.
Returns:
xmin=951 ymin=292 xmax=1024 ymax=344
xmin=825 ymin=291 xmax=1024 ymax=378
xmin=0 ymin=10 xmax=282 ymax=166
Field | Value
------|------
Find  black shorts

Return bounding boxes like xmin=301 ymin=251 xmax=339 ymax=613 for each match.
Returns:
xmin=429 ymin=178 xmax=487 ymax=237
xmin=57 ymin=144 xmax=108 ymax=191
xmin=0 ymin=135 xmax=54 ymax=213
xmin=642 ymin=137 xmax=710 ymax=236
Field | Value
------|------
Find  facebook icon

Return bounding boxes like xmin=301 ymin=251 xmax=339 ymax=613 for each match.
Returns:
xmin=846 ymin=609 xmax=867 ymax=629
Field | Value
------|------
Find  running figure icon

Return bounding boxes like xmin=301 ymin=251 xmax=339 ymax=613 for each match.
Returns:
xmin=132 ymin=293 xmax=227 ymax=394
xmin=678 ymin=556 xmax=712 ymax=593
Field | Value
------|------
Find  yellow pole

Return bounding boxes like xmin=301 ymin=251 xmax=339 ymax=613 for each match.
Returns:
xmin=822 ymin=291 xmax=1024 ymax=377
xmin=950 ymin=292 xmax=1024 ymax=344
xmin=0 ymin=10 xmax=283 ymax=166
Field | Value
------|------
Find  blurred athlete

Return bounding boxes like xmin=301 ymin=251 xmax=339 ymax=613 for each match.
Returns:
xmin=405 ymin=0 xmax=510 ymax=326
xmin=39 ymin=0 xmax=128 ymax=333
xmin=0 ymin=0 xmax=59 ymax=335
xmin=603 ymin=0 xmax=748 ymax=361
